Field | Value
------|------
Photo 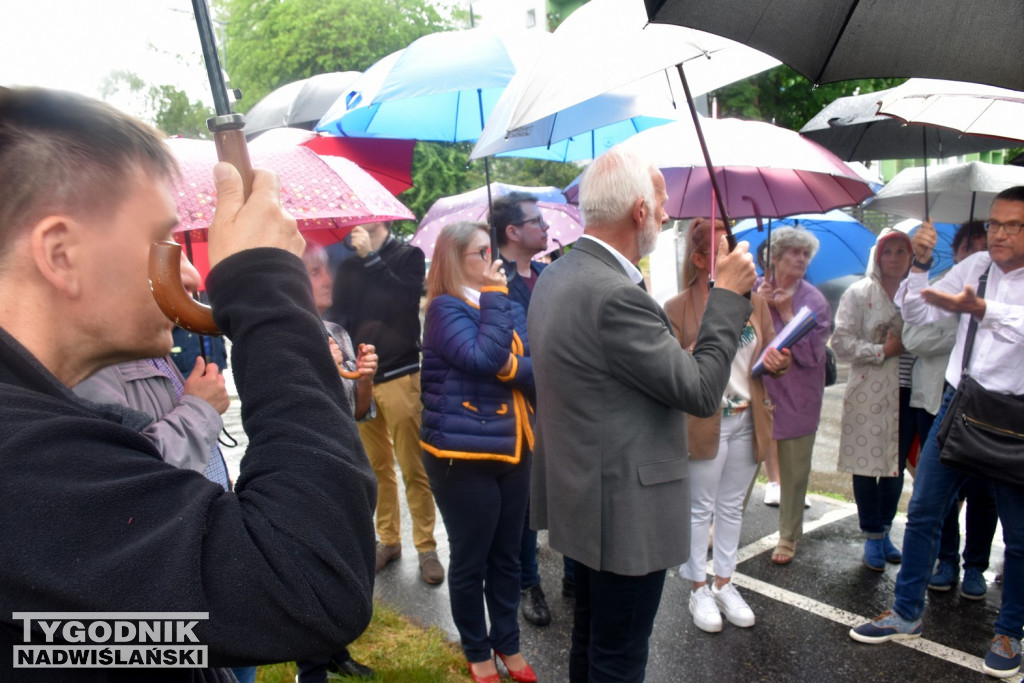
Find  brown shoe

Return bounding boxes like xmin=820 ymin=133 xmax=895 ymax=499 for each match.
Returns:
xmin=375 ymin=542 xmax=401 ymax=572
xmin=419 ymin=550 xmax=445 ymax=584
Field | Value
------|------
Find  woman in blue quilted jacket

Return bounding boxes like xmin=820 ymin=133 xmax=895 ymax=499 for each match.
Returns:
xmin=421 ymin=221 xmax=537 ymax=683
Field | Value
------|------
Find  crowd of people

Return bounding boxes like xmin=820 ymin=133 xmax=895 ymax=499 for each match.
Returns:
xmin=1 ymin=84 xmax=1022 ymax=682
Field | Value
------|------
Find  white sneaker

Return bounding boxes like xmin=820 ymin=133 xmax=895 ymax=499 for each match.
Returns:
xmin=712 ymin=581 xmax=755 ymax=628
xmin=689 ymin=585 xmax=723 ymax=633
xmin=763 ymin=481 xmax=781 ymax=506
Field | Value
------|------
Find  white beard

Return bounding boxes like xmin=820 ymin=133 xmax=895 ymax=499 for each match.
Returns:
xmin=637 ymin=211 xmax=659 ymax=258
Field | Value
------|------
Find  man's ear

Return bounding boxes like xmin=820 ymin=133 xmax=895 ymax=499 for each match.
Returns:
xmin=631 ymin=196 xmax=647 ymax=229
xmin=29 ymin=216 xmax=83 ymax=297
xmin=504 ymin=223 xmax=519 ymax=244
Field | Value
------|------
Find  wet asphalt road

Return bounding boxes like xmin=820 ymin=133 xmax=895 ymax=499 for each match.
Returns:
xmin=220 ymin=367 xmax=1015 ymax=682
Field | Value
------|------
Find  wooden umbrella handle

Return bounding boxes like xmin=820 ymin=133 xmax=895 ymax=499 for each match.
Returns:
xmin=149 ymin=115 xmax=253 ymax=335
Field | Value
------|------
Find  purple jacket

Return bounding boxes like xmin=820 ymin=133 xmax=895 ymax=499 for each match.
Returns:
xmin=761 ymin=279 xmax=831 ymax=440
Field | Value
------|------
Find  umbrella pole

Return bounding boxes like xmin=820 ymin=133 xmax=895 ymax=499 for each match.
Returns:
xmin=475 ymin=87 xmax=499 ymax=259
xmin=969 ymin=191 xmax=976 ymax=224
xmin=922 ymin=128 xmax=930 ymax=222
xmin=675 ymin=64 xmax=736 ymax=248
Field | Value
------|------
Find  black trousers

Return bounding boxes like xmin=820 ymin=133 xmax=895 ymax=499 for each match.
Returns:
xmin=569 ymin=562 xmax=666 ymax=683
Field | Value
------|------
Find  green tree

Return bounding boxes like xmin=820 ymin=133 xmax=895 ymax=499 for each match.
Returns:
xmin=713 ymin=65 xmax=904 ymax=131
xmin=218 ymin=0 xmax=458 ymax=109
xmin=101 ymin=70 xmax=214 ymax=138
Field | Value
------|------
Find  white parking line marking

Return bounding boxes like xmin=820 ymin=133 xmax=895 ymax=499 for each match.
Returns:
xmin=723 ymin=500 xmax=1018 ymax=680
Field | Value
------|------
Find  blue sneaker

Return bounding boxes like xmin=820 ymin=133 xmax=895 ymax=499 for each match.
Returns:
xmin=849 ymin=610 xmax=923 ymax=643
xmin=863 ymin=538 xmax=885 ymax=572
xmin=928 ymin=562 xmax=959 ymax=592
xmin=983 ymin=635 xmax=1021 ymax=678
xmin=961 ymin=567 xmax=988 ymax=600
xmin=882 ymin=534 xmax=902 ymax=564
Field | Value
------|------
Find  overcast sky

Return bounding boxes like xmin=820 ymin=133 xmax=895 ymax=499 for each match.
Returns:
xmin=1 ymin=1 xmax=217 ymax=112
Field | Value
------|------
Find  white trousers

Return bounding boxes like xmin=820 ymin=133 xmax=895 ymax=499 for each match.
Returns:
xmin=680 ymin=410 xmax=758 ymax=583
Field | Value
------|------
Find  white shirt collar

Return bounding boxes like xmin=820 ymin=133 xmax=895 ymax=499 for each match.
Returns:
xmin=462 ymin=286 xmax=481 ymax=306
xmin=579 ymin=234 xmax=643 ymax=285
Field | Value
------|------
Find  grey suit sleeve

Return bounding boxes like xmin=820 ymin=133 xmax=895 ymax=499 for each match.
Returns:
xmin=601 ymin=284 xmax=752 ymax=416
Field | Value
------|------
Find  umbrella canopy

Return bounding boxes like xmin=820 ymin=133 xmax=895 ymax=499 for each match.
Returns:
xmin=732 ymin=210 xmax=876 ymax=285
xmin=471 ymin=0 xmax=779 ymax=161
xmin=166 ymin=137 xmax=414 ymax=278
xmin=566 ymin=118 xmax=874 ymax=219
xmin=243 ymin=72 xmax=362 ymax=140
xmin=865 ymin=161 xmax=1024 ymax=223
xmin=876 ymin=79 xmax=1024 ymax=145
xmin=412 ymin=184 xmax=582 ymax=260
xmin=248 ymin=127 xmax=415 ymax=195
xmin=800 ymin=80 xmax=1012 ymax=162
xmin=316 ymin=28 xmax=547 ymax=142
xmin=644 ymin=0 xmax=1024 ymax=91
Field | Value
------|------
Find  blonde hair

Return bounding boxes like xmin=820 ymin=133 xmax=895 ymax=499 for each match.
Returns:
xmin=680 ymin=218 xmax=725 ymax=290
xmin=426 ymin=221 xmax=489 ymax=304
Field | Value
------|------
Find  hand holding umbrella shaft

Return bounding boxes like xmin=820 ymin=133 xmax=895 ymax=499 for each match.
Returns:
xmin=912 ymin=221 xmax=937 ymax=264
xmin=712 ymin=236 xmax=757 ymax=297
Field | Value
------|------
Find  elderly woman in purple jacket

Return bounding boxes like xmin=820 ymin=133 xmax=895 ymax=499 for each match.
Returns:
xmin=420 ymin=221 xmax=537 ymax=683
xmin=756 ymin=227 xmax=832 ymax=565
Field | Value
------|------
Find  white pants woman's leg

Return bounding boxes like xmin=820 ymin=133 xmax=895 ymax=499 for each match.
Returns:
xmin=680 ymin=411 xmax=757 ymax=583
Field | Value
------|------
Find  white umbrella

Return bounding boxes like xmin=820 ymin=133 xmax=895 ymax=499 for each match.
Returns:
xmin=866 ymin=161 xmax=1024 ymax=223
xmin=470 ymin=0 xmax=779 ymax=161
xmin=876 ymin=78 xmax=1024 ymax=145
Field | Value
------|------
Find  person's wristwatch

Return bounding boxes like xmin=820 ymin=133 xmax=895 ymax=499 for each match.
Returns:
xmin=912 ymin=255 xmax=934 ymax=270
xmin=361 ymin=250 xmax=377 ymax=261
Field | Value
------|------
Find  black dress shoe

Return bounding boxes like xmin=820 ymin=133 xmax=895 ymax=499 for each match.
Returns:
xmin=328 ymin=656 xmax=375 ymax=680
xmin=521 ymin=584 xmax=551 ymax=626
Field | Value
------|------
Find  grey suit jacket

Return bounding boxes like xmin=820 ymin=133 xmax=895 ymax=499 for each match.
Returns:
xmin=528 ymin=238 xmax=752 ymax=576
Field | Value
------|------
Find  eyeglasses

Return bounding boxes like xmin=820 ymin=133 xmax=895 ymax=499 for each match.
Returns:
xmin=463 ymin=247 xmax=490 ymax=261
xmin=514 ymin=216 xmax=549 ymax=229
xmin=984 ymin=220 xmax=1024 ymax=236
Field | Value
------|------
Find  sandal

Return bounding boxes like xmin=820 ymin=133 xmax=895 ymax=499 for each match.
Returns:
xmin=772 ymin=539 xmax=796 ymax=565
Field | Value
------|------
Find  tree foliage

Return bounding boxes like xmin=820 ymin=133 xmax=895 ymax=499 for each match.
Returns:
xmin=713 ymin=65 xmax=905 ymax=132
xmin=101 ymin=70 xmax=214 ymax=138
xmin=218 ymin=0 xmax=457 ymax=109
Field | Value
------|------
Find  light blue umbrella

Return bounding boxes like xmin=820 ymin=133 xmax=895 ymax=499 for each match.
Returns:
xmin=733 ymin=210 xmax=877 ymax=285
xmin=316 ymin=28 xmax=546 ymax=142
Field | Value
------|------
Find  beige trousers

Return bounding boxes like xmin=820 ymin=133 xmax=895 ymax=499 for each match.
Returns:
xmin=777 ymin=432 xmax=817 ymax=543
xmin=358 ymin=372 xmax=436 ymax=551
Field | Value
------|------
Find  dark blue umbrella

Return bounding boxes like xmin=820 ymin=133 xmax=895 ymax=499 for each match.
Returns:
xmin=733 ymin=210 xmax=876 ymax=285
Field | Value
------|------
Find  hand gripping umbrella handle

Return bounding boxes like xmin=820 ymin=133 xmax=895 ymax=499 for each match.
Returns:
xmin=149 ymin=115 xmax=254 ymax=336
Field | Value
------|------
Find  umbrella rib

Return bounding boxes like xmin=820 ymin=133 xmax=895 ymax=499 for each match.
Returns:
xmin=815 ymin=0 xmax=862 ymax=85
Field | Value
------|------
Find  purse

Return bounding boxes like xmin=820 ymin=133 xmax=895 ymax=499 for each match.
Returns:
xmin=824 ymin=346 xmax=838 ymax=387
xmin=936 ymin=265 xmax=1024 ymax=489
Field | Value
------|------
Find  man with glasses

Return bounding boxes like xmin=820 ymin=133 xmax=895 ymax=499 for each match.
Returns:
xmin=490 ymin=192 xmax=555 ymax=627
xmin=851 ymin=186 xmax=1024 ymax=679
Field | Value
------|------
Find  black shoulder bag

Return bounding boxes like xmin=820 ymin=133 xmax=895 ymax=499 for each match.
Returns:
xmin=936 ymin=265 xmax=1024 ymax=489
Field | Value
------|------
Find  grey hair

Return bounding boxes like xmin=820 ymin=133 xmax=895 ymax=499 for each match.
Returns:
xmin=302 ymin=241 xmax=328 ymax=269
xmin=578 ymin=147 xmax=656 ymax=226
xmin=768 ymin=226 xmax=820 ymax=262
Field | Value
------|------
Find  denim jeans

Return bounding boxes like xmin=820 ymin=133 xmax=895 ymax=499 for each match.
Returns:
xmin=853 ymin=387 xmax=912 ymax=537
xmin=936 ymin=475 xmax=999 ymax=571
xmin=892 ymin=385 xmax=1024 ymax=640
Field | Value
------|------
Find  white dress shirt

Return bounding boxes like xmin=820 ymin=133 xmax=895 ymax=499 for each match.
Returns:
xmin=896 ymin=251 xmax=1024 ymax=394
xmin=578 ymin=234 xmax=645 ymax=286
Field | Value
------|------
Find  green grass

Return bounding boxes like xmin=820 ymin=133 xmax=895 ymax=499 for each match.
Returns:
xmin=255 ymin=601 xmax=468 ymax=683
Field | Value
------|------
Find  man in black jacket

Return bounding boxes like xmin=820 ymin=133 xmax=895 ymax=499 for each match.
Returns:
xmin=0 ymin=87 xmax=376 ymax=681
xmin=326 ymin=222 xmax=443 ymax=584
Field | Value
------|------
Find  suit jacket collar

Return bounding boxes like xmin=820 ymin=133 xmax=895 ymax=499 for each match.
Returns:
xmin=574 ymin=236 xmax=643 ymax=285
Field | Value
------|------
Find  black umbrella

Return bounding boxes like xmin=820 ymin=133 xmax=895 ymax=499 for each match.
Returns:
xmin=243 ymin=72 xmax=361 ymax=140
xmin=644 ymin=0 xmax=1024 ymax=91
xmin=800 ymin=86 xmax=1012 ymax=162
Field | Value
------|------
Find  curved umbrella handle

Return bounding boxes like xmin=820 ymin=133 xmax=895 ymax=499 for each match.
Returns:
xmin=149 ymin=115 xmax=253 ymax=335
xmin=150 ymin=240 xmax=219 ymax=335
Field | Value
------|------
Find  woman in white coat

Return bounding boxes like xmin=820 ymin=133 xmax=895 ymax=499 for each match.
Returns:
xmin=831 ymin=229 xmax=914 ymax=571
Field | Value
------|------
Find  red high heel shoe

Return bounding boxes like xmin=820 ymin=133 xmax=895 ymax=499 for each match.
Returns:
xmin=495 ymin=651 xmax=538 ymax=683
xmin=467 ymin=660 xmax=500 ymax=683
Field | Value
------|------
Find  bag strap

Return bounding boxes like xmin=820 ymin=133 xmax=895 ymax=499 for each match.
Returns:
xmin=959 ymin=263 xmax=992 ymax=374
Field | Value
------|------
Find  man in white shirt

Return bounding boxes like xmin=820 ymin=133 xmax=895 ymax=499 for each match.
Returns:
xmin=850 ymin=186 xmax=1024 ymax=679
